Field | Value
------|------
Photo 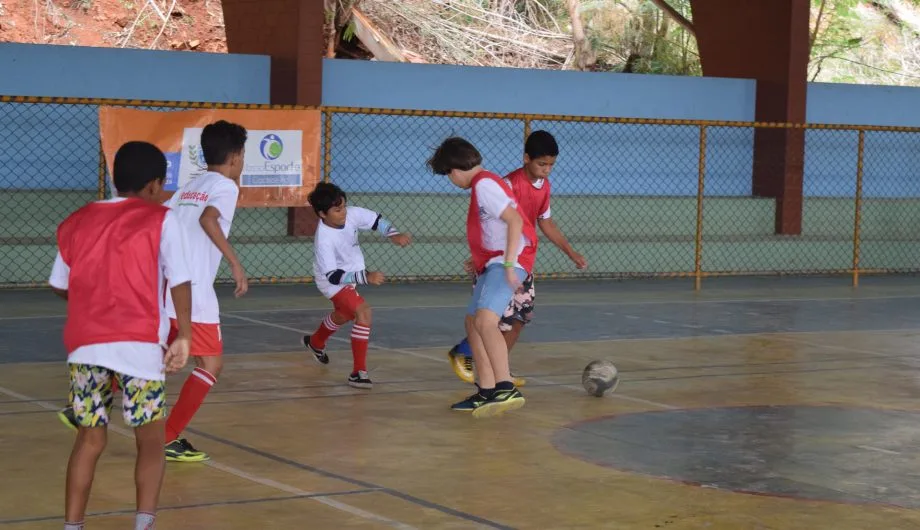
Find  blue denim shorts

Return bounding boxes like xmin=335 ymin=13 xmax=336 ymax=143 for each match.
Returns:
xmin=467 ymin=263 xmax=528 ymax=318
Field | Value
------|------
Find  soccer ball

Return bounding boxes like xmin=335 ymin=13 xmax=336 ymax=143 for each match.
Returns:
xmin=582 ymin=360 xmax=619 ymax=397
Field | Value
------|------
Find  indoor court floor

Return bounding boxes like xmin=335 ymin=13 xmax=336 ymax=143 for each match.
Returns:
xmin=3 ymin=276 xmax=920 ymax=529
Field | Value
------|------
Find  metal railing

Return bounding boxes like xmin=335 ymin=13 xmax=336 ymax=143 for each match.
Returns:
xmin=2 ymin=95 xmax=919 ymax=289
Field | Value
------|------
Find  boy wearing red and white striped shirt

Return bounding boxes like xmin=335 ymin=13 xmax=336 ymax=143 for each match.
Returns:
xmin=303 ymin=182 xmax=411 ymax=388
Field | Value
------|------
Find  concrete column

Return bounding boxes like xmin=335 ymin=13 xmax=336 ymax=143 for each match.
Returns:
xmin=222 ymin=0 xmax=324 ymax=236
xmin=691 ymin=0 xmax=810 ymax=234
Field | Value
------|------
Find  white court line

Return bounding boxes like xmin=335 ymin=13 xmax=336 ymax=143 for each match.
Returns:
xmin=529 ymin=377 xmax=677 ymax=410
xmin=856 ymin=445 xmax=901 ymax=455
xmin=9 ymin=292 xmax=920 ymax=321
xmin=222 ymin=313 xmax=678 ymax=410
xmin=501 ymin=328 xmax=920 ymax=347
xmin=0 ymin=314 xmax=67 ymax=320
xmin=0 ymin=385 xmax=417 ymax=530
xmin=221 ymin=313 xmax=445 ymax=363
xmin=216 ymin=292 xmax=920 ymax=313
xmin=769 ymin=335 xmax=898 ymax=358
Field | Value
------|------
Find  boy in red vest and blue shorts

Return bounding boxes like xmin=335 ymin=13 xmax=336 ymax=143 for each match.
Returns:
xmin=428 ymin=137 xmax=537 ymax=418
xmin=446 ymin=131 xmax=587 ymax=386
xmin=50 ymin=141 xmax=193 ymax=530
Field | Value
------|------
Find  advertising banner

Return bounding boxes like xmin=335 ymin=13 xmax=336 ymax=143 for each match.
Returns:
xmin=99 ymin=107 xmax=321 ymax=207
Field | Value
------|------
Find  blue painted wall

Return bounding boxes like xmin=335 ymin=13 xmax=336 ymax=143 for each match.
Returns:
xmin=0 ymin=43 xmax=271 ymax=191
xmin=0 ymin=43 xmax=270 ymax=102
xmin=322 ymin=59 xmax=756 ymax=121
xmin=323 ymin=60 xmax=920 ymax=199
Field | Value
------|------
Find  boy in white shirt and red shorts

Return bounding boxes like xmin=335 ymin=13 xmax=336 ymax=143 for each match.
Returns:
xmin=302 ymin=182 xmax=411 ymax=388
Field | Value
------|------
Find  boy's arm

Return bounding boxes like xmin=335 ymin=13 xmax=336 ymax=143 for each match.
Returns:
xmin=200 ymin=183 xmax=247 ymax=297
xmin=160 ymin=212 xmax=193 ymax=372
xmin=350 ymin=206 xmax=411 ymax=247
xmin=48 ymin=251 xmax=69 ymax=300
xmin=499 ymin=206 xmax=523 ymax=265
xmin=538 ymin=218 xmax=587 ymax=269
xmin=499 ymin=205 xmax=524 ymax=288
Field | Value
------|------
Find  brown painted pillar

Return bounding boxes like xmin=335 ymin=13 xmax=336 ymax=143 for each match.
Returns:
xmin=691 ymin=0 xmax=810 ymax=235
xmin=222 ymin=0 xmax=323 ymax=236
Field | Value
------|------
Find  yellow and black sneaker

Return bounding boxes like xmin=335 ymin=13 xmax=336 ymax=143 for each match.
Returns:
xmin=165 ymin=438 xmax=210 ymax=463
xmin=450 ymin=391 xmax=488 ymax=412
xmin=448 ymin=344 xmax=475 ymax=384
xmin=57 ymin=406 xmax=79 ymax=432
xmin=472 ymin=387 xmax=525 ymax=419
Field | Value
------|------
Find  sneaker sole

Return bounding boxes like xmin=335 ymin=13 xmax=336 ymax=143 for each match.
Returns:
xmin=472 ymin=397 xmax=526 ymax=419
xmin=57 ymin=411 xmax=78 ymax=433
xmin=348 ymin=381 xmax=373 ymax=389
xmin=448 ymin=352 xmax=475 ymax=384
xmin=166 ymin=454 xmax=211 ymax=463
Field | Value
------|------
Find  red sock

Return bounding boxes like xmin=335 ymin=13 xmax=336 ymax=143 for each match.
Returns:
xmin=310 ymin=314 xmax=340 ymax=350
xmin=165 ymin=367 xmax=216 ymax=443
xmin=351 ymin=323 xmax=370 ymax=372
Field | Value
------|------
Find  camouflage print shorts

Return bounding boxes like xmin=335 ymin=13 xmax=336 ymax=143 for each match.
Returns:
xmin=69 ymin=363 xmax=166 ymax=428
xmin=472 ymin=273 xmax=536 ymax=332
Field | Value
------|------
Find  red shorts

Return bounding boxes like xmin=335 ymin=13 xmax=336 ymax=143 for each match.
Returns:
xmin=168 ymin=319 xmax=223 ymax=356
xmin=331 ymin=286 xmax=365 ymax=321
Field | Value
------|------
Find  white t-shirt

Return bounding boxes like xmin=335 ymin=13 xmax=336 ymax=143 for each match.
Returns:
xmin=49 ymin=199 xmax=192 ymax=381
xmin=164 ymin=172 xmax=239 ymax=324
xmin=313 ymin=206 xmax=381 ymax=299
xmin=528 ymin=177 xmax=552 ymax=220
xmin=476 ymin=178 xmax=530 ymax=269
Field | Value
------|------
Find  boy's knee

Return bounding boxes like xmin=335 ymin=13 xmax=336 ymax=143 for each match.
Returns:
xmin=196 ymin=356 xmax=223 ymax=378
xmin=134 ymin=419 xmax=166 ymax=447
xmin=355 ymin=304 xmax=372 ymax=325
xmin=76 ymin=427 xmax=108 ymax=453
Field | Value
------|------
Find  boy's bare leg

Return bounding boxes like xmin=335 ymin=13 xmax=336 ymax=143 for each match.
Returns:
xmin=474 ymin=309 xmax=511 ymax=386
xmin=466 ymin=314 xmax=495 ymax=389
xmin=134 ymin=419 xmax=166 ymax=516
xmin=65 ymin=426 xmax=108 ymax=524
xmin=503 ymin=320 xmax=525 ymax=354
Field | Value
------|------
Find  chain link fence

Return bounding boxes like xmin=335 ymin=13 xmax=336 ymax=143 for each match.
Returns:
xmin=2 ymin=96 xmax=919 ymax=289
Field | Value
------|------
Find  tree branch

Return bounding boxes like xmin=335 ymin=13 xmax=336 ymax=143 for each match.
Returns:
xmin=810 ymin=0 xmax=827 ymax=53
xmin=647 ymin=0 xmax=694 ymax=37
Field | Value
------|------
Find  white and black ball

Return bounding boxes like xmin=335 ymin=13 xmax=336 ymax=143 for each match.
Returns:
xmin=582 ymin=360 xmax=619 ymax=397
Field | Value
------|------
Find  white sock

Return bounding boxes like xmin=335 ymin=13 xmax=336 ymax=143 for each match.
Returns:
xmin=135 ymin=512 xmax=156 ymax=530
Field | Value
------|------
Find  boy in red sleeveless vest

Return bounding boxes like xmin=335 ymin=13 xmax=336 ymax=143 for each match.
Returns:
xmin=50 ymin=141 xmax=193 ymax=530
xmin=446 ymin=131 xmax=587 ymax=385
xmin=56 ymin=121 xmax=249 ymax=464
xmin=428 ymin=137 xmax=537 ymax=418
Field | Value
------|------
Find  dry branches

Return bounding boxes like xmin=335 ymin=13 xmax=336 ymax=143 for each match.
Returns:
xmin=362 ymin=0 xmax=571 ymax=69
